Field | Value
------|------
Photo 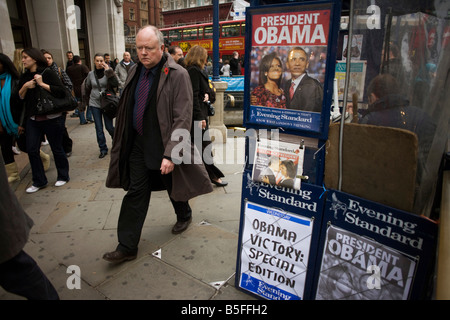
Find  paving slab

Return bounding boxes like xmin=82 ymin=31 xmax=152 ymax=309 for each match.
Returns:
xmin=97 ymin=256 xmax=216 ymax=300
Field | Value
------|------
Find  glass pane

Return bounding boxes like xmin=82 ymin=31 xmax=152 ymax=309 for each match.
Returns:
xmin=182 ymin=27 xmax=198 ymax=40
xmin=169 ymin=29 xmax=182 ymax=41
xmin=222 ymin=23 xmax=241 ymax=37
xmin=204 ymin=26 xmax=213 ymax=39
xmin=346 ymin=0 xmax=450 ymax=216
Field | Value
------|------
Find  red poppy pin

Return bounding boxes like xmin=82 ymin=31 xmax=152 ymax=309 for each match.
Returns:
xmin=164 ymin=67 xmax=169 ymax=75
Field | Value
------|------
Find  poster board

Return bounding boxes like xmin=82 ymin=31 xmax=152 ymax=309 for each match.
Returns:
xmin=236 ymin=173 xmax=325 ymax=300
xmin=335 ymin=60 xmax=367 ymax=102
xmin=313 ymin=190 xmax=438 ymax=300
xmin=243 ymin=1 xmax=341 ymax=135
xmin=251 ymin=138 xmax=306 ymax=190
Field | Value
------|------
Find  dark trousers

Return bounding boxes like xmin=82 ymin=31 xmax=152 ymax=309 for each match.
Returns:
xmin=0 ymin=132 xmax=15 ymax=164
xmin=26 ymin=116 xmax=69 ymax=187
xmin=0 ymin=250 xmax=59 ymax=300
xmin=116 ymin=134 xmax=192 ymax=255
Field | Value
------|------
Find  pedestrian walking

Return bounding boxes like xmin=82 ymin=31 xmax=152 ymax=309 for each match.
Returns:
xmin=115 ymin=51 xmax=135 ymax=96
xmin=82 ymin=53 xmax=118 ymax=158
xmin=42 ymin=49 xmax=74 ymax=157
xmin=17 ymin=48 xmax=70 ymax=193
xmin=185 ymin=45 xmax=228 ymax=187
xmin=0 ymin=152 xmax=59 ymax=300
xmin=103 ymin=25 xmax=212 ymax=263
xmin=66 ymin=55 xmax=91 ymax=124
xmin=0 ymin=53 xmax=22 ymax=183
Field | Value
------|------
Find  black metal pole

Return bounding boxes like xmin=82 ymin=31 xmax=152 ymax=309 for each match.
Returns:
xmin=212 ymin=0 xmax=220 ymax=81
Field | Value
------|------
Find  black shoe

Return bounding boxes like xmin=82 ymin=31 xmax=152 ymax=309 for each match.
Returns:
xmin=211 ymin=179 xmax=228 ymax=187
xmin=103 ymin=250 xmax=137 ymax=263
xmin=70 ymin=113 xmax=79 ymax=118
xmin=80 ymin=122 xmax=88 ymax=125
xmin=99 ymin=151 xmax=108 ymax=158
xmin=172 ymin=217 xmax=192 ymax=234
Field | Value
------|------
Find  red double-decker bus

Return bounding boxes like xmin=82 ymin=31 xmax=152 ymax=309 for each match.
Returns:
xmin=160 ymin=20 xmax=245 ymax=63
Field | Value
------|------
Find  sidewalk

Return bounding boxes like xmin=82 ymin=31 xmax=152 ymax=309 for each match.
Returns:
xmin=1 ymin=116 xmax=255 ymax=301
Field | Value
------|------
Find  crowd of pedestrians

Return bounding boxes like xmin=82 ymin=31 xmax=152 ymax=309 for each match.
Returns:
xmin=0 ymin=25 xmax=233 ymax=300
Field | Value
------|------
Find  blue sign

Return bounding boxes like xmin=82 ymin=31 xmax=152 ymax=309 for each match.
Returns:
xmin=249 ymin=105 xmax=322 ymax=132
xmin=235 ymin=173 xmax=325 ymax=300
xmin=312 ymin=189 xmax=438 ymax=300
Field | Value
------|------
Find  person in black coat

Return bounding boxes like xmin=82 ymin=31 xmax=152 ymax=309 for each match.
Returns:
xmin=18 ymin=48 xmax=70 ymax=193
xmin=359 ymin=74 xmax=436 ymax=184
xmin=229 ymin=51 xmax=242 ymax=76
xmin=0 ymin=53 xmax=22 ymax=182
xmin=283 ymin=47 xmax=323 ymax=112
xmin=185 ymin=45 xmax=227 ymax=187
xmin=0 ymin=152 xmax=59 ymax=299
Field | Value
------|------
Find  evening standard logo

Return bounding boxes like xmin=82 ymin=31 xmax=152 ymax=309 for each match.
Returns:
xmin=329 ymin=192 xmax=423 ymax=250
xmin=245 ymin=173 xmax=317 ymax=213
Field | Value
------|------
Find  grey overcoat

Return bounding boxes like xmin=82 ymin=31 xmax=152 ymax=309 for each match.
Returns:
xmin=106 ymin=53 xmax=213 ymax=201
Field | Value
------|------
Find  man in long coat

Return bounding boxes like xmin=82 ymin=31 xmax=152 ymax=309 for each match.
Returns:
xmin=104 ymin=25 xmax=213 ymax=263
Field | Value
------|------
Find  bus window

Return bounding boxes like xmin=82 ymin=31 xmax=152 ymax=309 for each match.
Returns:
xmin=183 ymin=27 xmax=198 ymax=40
xmin=221 ymin=23 xmax=240 ymax=37
xmin=169 ymin=29 xmax=182 ymax=42
xmin=203 ymin=26 xmax=213 ymax=39
xmin=241 ymin=23 xmax=245 ymax=36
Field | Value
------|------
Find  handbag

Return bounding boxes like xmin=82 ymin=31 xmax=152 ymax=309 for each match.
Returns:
xmin=100 ymin=90 xmax=119 ymax=119
xmin=35 ymin=69 xmax=78 ymax=115
xmin=94 ymin=72 xmax=119 ymax=119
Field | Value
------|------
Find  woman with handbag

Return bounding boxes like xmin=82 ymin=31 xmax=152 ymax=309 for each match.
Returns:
xmin=185 ymin=45 xmax=227 ymax=187
xmin=18 ymin=48 xmax=70 ymax=193
xmin=83 ymin=53 xmax=118 ymax=158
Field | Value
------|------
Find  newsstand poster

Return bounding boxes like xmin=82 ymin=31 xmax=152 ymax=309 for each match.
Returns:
xmin=244 ymin=2 xmax=340 ymax=134
xmin=313 ymin=190 xmax=438 ymax=300
xmin=252 ymin=138 xmax=305 ymax=191
xmin=236 ymin=173 xmax=325 ymax=300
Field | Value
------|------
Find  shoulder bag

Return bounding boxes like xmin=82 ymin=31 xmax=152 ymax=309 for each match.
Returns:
xmin=94 ymin=72 xmax=119 ymax=119
xmin=35 ymin=68 xmax=78 ymax=115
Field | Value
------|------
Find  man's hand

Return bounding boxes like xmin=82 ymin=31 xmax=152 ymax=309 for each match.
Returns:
xmin=160 ymin=158 xmax=175 ymax=175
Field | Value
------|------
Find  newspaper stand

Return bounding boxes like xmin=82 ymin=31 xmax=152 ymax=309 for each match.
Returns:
xmin=235 ymin=0 xmax=441 ymax=301
xmin=313 ymin=190 xmax=438 ymax=300
xmin=235 ymin=0 xmax=342 ymax=300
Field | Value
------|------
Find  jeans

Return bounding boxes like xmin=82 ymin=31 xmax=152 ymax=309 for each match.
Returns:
xmin=0 ymin=250 xmax=59 ymax=300
xmin=78 ymin=100 xmax=93 ymax=124
xmin=90 ymin=106 xmax=114 ymax=154
xmin=26 ymin=116 xmax=69 ymax=187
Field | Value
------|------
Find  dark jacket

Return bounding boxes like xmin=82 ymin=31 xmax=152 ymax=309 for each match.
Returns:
xmin=0 ymin=152 xmax=34 ymax=264
xmin=66 ymin=63 xmax=90 ymax=98
xmin=283 ymin=74 xmax=323 ymax=112
xmin=229 ymin=57 xmax=241 ymax=76
xmin=106 ymin=53 xmax=213 ymax=202
xmin=359 ymin=94 xmax=436 ymax=180
xmin=187 ymin=65 xmax=209 ymax=123
xmin=17 ymin=67 xmax=66 ymax=118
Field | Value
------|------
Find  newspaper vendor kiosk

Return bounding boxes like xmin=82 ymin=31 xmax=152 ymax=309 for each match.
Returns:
xmin=235 ymin=0 xmax=447 ymax=300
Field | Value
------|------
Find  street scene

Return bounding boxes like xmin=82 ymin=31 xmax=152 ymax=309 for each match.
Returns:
xmin=2 ymin=116 xmax=253 ymax=300
xmin=1 ymin=0 xmax=449 ymax=303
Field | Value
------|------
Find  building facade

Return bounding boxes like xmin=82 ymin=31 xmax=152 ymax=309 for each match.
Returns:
xmin=123 ymin=0 xmax=163 ymax=59
xmin=161 ymin=0 xmax=234 ymax=27
xmin=1 ymin=0 xmax=125 ymax=70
